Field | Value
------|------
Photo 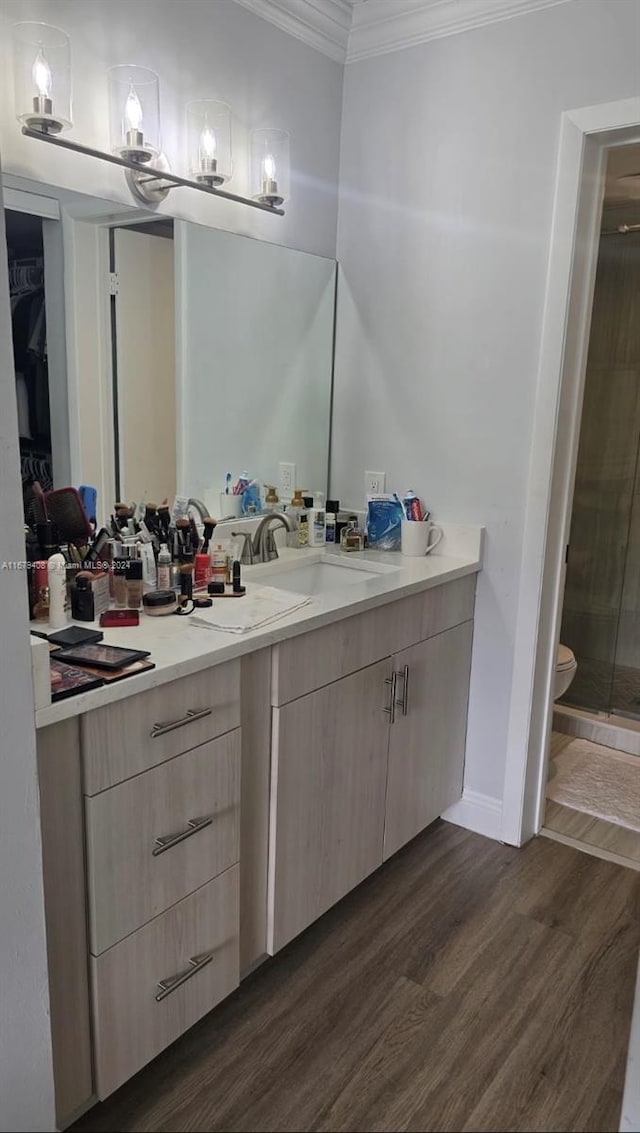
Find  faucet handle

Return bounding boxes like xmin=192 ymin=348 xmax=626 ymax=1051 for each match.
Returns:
xmin=230 ymin=530 xmax=255 ymax=565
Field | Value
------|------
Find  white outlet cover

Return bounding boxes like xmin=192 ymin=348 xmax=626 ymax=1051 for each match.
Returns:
xmin=279 ymin=462 xmax=296 ymax=494
xmin=365 ymin=470 xmax=386 ymax=494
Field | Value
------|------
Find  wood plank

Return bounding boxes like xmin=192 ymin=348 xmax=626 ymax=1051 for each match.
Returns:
xmin=82 ymin=660 xmax=240 ymax=794
xmin=85 ymin=731 xmax=240 ymax=954
xmin=37 ymin=720 xmax=94 ymax=1128
xmin=271 ymin=575 xmax=476 ymax=704
xmin=70 ymin=827 xmax=640 ymax=1133
xmin=240 ymin=649 xmax=272 ymax=972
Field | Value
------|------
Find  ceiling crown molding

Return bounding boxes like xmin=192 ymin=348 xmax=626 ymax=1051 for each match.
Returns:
xmin=347 ymin=0 xmax=574 ymax=63
xmin=232 ymin=0 xmax=352 ymax=63
xmin=231 ymin=0 xmax=574 ymax=65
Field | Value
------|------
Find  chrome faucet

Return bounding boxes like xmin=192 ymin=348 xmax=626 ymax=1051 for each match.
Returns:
xmin=251 ymin=511 xmax=295 ymax=563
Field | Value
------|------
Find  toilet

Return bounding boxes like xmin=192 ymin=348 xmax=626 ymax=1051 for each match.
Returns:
xmin=554 ymin=644 xmax=577 ymax=700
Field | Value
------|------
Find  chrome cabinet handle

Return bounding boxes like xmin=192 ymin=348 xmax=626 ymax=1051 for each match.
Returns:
xmin=152 ymin=816 xmax=212 ymax=856
xmin=150 ymin=707 xmax=212 ymax=739
xmin=155 ymin=952 xmax=213 ymax=1002
xmin=396 ymin=664 xmax=409 ymax=716
xmin=383 ymin=672 xmax=397 ymax=723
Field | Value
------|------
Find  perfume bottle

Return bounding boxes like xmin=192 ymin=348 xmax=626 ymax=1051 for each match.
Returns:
xmin=340 ymin=517 xmax=364 ymax=552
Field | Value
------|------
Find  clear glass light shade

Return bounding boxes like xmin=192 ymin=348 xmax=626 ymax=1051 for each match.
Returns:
xmin=13 ymin=22 xmax=72 ymax=134
xmin=186 ymin=100 xmax=232 ymax=186
xmin=108 ymin=65 xmax=160 ymax=163
xmin=251 ymin=129 xmax=290 ymax=207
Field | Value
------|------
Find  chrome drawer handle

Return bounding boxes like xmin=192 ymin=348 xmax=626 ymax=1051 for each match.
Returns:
xmin=155 ymin=952 xmax=213 ymax=1002
xmin=396 ymin=664 xmax=409 ymax=716
xmin=383 ymin=672 xmax=397 ymax=724
xmin=150 ymin=707 xmax=212 ymax=739
xmin=152 ymin=816 xmax=213 ymax=856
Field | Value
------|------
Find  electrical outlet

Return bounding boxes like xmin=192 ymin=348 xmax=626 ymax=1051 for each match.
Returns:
xmin=279 ymin=462 xmax=296 ymax=497
xmin=365 ymin=470 xmax=386 ymax=495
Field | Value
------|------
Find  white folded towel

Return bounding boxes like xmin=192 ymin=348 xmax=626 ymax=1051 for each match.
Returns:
xmin=191 ymin=585 xmax=312 ymax=634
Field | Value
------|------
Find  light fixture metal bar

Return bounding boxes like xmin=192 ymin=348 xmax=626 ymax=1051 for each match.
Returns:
xmin=21 ymin=126 xmax=285 ymax=215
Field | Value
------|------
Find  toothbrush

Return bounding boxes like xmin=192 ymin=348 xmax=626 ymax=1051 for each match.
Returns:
xmin=226 ymin=472 xmax=232 ymax=495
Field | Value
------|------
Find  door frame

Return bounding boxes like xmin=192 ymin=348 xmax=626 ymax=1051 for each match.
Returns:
xmin=501 ymin=96 xmax=640 ymax=847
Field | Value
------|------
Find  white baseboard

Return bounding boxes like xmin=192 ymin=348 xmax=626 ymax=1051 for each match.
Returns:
xmin=443 ymin=789 xmax=503 ymax=841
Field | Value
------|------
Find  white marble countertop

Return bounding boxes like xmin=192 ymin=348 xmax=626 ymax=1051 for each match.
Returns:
xmin=34 ymin=525 xmax=483 ymax=729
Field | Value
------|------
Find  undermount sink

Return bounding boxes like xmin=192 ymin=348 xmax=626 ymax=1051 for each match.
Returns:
xmin=253 ymin=558 xmax=398 ymax=597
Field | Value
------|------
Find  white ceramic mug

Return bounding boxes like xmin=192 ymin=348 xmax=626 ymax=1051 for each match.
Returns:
xmin=401 ymin=519 xmax=443 ymax=557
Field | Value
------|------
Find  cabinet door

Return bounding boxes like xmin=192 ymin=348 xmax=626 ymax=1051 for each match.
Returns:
xmin=384 ymin=621 xmax=474 ymax=860
xmin=268 ymin=658 xmax=392 ymax=952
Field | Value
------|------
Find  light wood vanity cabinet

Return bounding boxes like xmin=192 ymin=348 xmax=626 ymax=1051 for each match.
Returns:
xmin=384 ymin=620 xmax=474 ymax=859
xmin=268 ymin=658 xmax=393 ymax=951
xmin=35 ymin=573 xmax=476 ymax=1126
xmin=268 ymin=576 xmax=475 ymax=952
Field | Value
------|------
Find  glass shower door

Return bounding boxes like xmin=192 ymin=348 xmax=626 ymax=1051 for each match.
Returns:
xmin=559 ymin=232 xmax=640 ymax=715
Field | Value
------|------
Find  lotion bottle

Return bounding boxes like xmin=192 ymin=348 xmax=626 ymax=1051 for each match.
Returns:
xmin=308 ymin=490 xmax=326 ymax=547
xmin=47 ymin=552 xmax=68 ymax=629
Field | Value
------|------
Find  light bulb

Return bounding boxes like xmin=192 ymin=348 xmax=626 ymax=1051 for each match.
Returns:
xmin=263 ymin=153 xmax=276 ymax=181
xmin=200 ymin=125 xmax=216 ymax=159
xmin=32 ymin=48 xmax=52 ymax=99
xmin=124 ymin=83 xmax=143 ymax=132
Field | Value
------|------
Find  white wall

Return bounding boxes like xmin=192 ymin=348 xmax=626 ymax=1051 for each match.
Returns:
xmin=333 ymin=0 xmax=640 ymax=806
xmin=0 ymin=169 xmax=55 ymax=1131
xmin=0 ymin=0 xmax=343 ymax=258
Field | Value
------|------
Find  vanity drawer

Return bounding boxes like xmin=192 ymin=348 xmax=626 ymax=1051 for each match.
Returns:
xmin=86 ymin=730 xmax=240 ymax=954
xmin=82 ymin=659 xmax=240 ymax=793
xmin=91 ymin=865 xmax=239 ymax=1100
xmin=271 ymin=575 xmax=476 ymax=704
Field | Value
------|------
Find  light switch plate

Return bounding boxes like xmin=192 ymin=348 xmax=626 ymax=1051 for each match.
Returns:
xmin=279 ymin=462 xmax=296 ymax=497
xmin=365 ymin=470 xmax=386 ymax=495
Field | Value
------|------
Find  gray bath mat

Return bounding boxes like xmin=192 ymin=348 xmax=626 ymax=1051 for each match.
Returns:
xmin=547 ymin=738 xmax=640 ymax=832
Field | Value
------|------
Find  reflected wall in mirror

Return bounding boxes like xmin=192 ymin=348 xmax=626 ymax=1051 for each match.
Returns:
xmin=2 ymin=174 xmax=336 ymax=528
xmin=175 ymin=221 xmax=336 ymax=512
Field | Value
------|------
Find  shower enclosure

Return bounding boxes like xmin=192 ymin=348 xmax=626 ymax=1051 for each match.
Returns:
xmin=560 ymin=228 xmax=640 ymax=717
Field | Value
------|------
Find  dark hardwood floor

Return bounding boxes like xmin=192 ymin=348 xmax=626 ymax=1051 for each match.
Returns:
xmin=72 ymin=821 xmax=640 ymax=1133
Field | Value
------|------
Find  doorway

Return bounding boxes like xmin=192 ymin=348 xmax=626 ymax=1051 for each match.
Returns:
xmin=501 ymin=96 xmax=640 ymax=849
xmin=542 ymin=144 xmax=640 ymax=868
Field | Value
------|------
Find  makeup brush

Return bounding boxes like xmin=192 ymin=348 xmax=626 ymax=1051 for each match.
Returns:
xmin=201 ymin=516 xmax=216 ymax=555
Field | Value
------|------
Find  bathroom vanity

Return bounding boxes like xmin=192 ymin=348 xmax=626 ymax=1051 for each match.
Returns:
xmin=34 ymin=538 xmax=480 ymax=1126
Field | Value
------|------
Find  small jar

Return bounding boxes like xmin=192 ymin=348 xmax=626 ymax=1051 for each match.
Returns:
xmin=142 ymin=590 xmax=178 ymax=617
xmin=340 ymin=517 xmax=364 ymax=553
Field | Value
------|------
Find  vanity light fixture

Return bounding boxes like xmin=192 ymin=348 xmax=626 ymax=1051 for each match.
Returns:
xmin=251 ymin=129 xmax=290 ymax=207
xmin=186 ymin=100 xmax=232 ymax=186
xmin=13 ymin=22 xmax=72 ymax=134
xmin=15 ymin=41 xmax=286 ymax=216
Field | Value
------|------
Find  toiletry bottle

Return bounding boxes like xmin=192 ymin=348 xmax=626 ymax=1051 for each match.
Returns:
xmin=299 ymin=502 xmax=310 ymax=547
xmin=113 ymin=557 xmax=129 ymax=607
xmin=340 ymin=517 xmax=364 ymax=552
xmin=47 ymin=553 xmax=68 ymax=629
xmin=264 ymin=485 xmax=279 ymax=513
xmin=326 ymin=499 xmax=339 ymax=544
xmin=157 ymin=543 xmax=171 ymax=590
xmin=33 ymin=560 xmax=50 ymax=620
xmin=126 ymin=560 xmax=144 ymax=609
xmin=72 ymin=575 xmax=95 ymax=621
xmin=180 ymin=551 xmax=194 ymax=600
xmin=287 ymin=489 xmax=307 ymax=547
xmin=308 ymin=491 xmax=326 ymax=547
xmin=210 ymin=544 xmax=228 ymax=586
